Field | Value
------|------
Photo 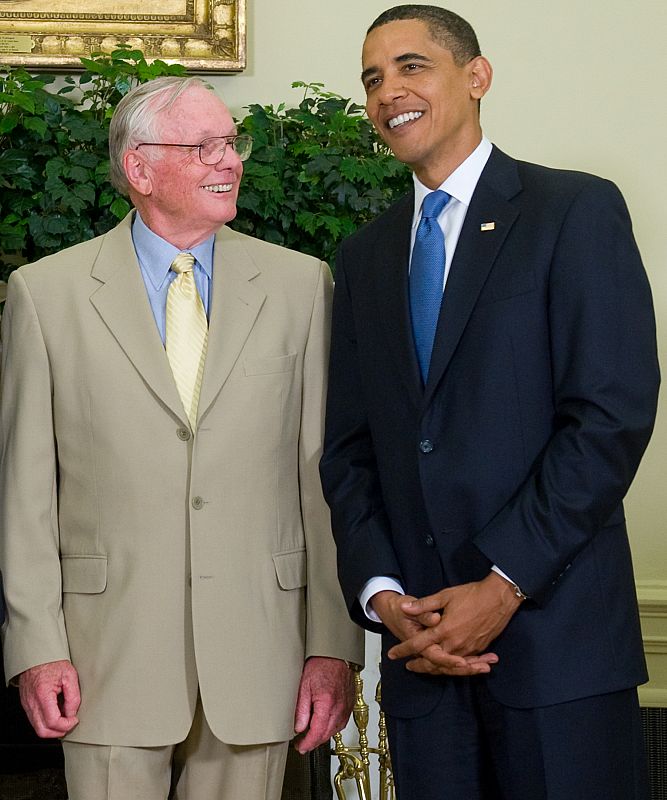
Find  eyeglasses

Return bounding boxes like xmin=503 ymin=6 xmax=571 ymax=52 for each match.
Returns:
xmin=135 ymin=134 xmax=253 ymax=164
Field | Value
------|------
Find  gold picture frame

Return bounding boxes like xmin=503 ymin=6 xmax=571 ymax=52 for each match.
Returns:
xmin=0 ymin=0 xmax=245 ymax=72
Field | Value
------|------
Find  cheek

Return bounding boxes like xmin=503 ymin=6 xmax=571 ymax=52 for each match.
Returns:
xmin=364 ymin=97 xmax=377 ymax=120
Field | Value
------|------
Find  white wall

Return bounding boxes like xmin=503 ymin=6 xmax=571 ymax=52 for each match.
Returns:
xmin=209 ymin=0 xmax=667 ymax=728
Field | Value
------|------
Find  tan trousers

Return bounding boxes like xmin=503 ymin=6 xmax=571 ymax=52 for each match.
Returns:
xmin=62 ymin=696 xmax=290 ymax=800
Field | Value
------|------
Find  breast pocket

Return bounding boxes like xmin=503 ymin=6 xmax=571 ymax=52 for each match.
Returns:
xmin=244 ymin=352 xmax=297 ymax=376
xmin=476 ymin=269 xmax=537 ymax=306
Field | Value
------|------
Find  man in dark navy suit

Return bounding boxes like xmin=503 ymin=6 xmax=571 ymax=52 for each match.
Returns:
xmin=320 ymin=5 xmax=660 ymax=798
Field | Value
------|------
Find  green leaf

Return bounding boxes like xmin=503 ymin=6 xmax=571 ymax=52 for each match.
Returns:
xmin=72 ymin=183 xmax=96 ymax=204
xmin=22 ymin=116 xmax=49 ymax=137
xmin=110 ymin=197 xmax=131 ymax=219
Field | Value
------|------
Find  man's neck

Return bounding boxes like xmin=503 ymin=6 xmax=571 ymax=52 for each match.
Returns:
xmin=414 ymin=131 xmax=484 ymax=190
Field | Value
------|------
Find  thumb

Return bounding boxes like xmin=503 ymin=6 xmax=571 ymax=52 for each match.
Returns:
xmin=60 ymin=670 xmax=81 ymax=719
xmin=293 ymin=680 xmax=312 ymax=734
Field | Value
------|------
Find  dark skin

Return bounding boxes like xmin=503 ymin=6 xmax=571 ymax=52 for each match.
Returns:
xmin=371 ymin=581 xmax=513 ymax=676
xmin=383 ymin=573 xmax=523 ymax=675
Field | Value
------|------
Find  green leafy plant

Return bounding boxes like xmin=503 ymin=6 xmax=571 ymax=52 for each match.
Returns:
xmin=232 ymin=81 xmax=411 ymax=270
xmin=0 ymin=60 xmax=410 ymax=281
xmin=0 ymin=50 xmax=186 ymax=279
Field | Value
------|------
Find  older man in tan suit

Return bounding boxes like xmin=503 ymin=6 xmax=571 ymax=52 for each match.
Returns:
xmin=0 ymin=76 xmax=363 ymax=800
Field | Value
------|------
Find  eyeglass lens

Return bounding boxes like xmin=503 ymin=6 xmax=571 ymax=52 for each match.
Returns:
xmin=200 ymin=136 xmax=253 ymax=164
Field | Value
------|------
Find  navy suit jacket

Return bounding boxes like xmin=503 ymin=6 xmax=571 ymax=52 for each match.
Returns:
xmin=320 ymin=146 xmax=660 ymax=718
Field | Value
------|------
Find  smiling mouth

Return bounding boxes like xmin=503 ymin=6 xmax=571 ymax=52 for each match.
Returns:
xmin=387 ymin=111 xmax=423 ymax=130
xmin=202 ymin=183 xmax=233 ymax=193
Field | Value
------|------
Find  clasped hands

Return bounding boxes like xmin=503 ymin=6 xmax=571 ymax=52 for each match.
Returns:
xmin=371 ymin=572 xmax=524 ymax=676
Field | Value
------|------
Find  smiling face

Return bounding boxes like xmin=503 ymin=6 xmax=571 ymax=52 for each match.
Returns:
xmin=362 ymin=19 xmax=491 ymax=188
xmin=123 ymin=84 xmax=243 ymax=249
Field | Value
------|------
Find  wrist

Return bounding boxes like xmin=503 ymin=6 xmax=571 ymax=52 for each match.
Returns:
xmin=488 ymin=570 xmax=527 ymax=605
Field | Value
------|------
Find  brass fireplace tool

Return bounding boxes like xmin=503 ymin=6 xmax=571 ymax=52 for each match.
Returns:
xmin=331 ymin=665 xmax=395 ymax=800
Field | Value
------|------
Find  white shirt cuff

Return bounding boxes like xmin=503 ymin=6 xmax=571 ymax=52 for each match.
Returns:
xmin=359 ymin=577 xmax=405 ymax=622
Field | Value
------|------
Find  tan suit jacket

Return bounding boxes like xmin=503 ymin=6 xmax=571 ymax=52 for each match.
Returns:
xmin=0 ymin=213 xmax=363 ymax=746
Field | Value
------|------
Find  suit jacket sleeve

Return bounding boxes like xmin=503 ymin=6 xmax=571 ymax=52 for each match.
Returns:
xmin=474 ymin=178 xmax=660 ymax=602
xmin=320 ymin=249 xmax=402 ymax=631
xmin=301 ymin=261 xmax=365 ymax=661
xmin=0 ymin=270 xmax=70 ymax=681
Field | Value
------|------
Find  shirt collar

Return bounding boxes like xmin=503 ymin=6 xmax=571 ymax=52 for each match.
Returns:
xmin=412 ymin=136 xmax=493 ymax=226
xmin=131 ymin=211 xmax=215 ymax=290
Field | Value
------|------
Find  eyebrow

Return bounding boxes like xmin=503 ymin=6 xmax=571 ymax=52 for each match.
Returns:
xmin=361 ymin=52 xmax=432 ymax=84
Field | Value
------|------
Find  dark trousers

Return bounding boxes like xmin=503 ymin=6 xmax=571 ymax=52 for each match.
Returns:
xmin=386 ymin=680 xmax=648 ymax=800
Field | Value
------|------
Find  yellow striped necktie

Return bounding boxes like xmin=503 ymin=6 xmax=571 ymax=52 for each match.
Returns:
xmin=165 ymin=252 xmax=208 ymax=430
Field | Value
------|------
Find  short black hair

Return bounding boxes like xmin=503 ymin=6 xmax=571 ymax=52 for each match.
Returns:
xmin=368 ymin=5 xmax=481 ymax=66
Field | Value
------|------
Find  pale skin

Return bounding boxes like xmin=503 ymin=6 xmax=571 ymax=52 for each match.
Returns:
xmin=363 ymin=20 xmax=523 ymax=674
xmin=18 ymin=84 xmax=354 ymax=749
xmin=293 ymin=656 xmax=355 ymax=753
xmin=19 ymin=660 xmax=80 ymax=738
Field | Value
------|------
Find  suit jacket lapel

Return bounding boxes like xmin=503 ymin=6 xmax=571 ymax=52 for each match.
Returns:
xmin=373 ymin=193 xmax=424 ymax=410
xmin=89 ymin=214 xmax=188 ymax=423
xmin=197 ymin=227 xmax=266 ymax=421
xmin=424 ymin=148 xmax=521 ymax=407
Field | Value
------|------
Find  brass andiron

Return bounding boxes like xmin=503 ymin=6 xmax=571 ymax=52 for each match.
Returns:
xmin=332 ymin=665 xmax=395 ymax=800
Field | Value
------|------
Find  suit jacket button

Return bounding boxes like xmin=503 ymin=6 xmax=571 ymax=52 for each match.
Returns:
xmin=419 ymin=439 xmax=434 ymax=453
xmin=425 ymin=534 xmax=435 ymax=547
xmin=177 ymin=427 xmax=191 ymax=441
xmin=192 ymin=496 xmax=204 ymax=510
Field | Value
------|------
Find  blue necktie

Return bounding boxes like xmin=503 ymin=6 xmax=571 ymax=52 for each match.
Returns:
xmin=410 ymin=190 xmax=450 ymax=382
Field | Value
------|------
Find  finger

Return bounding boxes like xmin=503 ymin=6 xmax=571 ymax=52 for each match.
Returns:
xmin=294 ymin=705 xmax=331 ymax=753
xmin=60 ymin=675 xmax=81 ymax=719
xmin=423 ymin=643 xmax=498 ymax=666
xmin=406 ymin=645 xmax=498 ymax=671
xmin=415 ymin=611 xmax=442 ymax=627
xmin=293 ymin=686 xmax=312 ymax=735
xmin=400 ymin=594 xmax=446 ymax=615
xmin=387 ymin=627 xmax=443 ymax=659
xmin=405 ymin=654 xmax=495 ymax=676
xmin=27 ymin=699 xmax=77 ymax=738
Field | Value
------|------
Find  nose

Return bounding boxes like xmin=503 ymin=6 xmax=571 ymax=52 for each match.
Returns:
xmin=377 ymin=73 xmax=408 ymax=105
xmin=215 ymin=146 xmax=242 ymax=172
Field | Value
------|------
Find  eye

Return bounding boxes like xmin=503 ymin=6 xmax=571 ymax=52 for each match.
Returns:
xmin=364 ymin=76 xmax=382 ymax=92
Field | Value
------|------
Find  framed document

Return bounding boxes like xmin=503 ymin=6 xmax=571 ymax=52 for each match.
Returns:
xmin=0 ymin=0 xmax=245 ymax=72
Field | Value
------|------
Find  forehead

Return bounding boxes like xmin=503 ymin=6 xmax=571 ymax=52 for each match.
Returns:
xmin=156 ymin=85 xmax=234 ymax=139
xmin=362 ymin=18 xmax=444 ymax=67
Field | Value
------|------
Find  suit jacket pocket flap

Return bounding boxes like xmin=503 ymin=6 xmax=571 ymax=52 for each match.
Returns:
xmin=61 ymin=555 xmax=108 ymax=594
xmin=272 ymin=548 xmax=307 ymax=590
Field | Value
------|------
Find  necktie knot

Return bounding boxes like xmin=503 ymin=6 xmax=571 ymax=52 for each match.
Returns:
xmin=421 ymin=190 xmax=450 ymax=220
xmin=171 ymin=252 xmax=195 ymax=275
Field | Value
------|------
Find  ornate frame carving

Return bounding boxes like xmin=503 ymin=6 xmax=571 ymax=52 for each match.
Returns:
xmin=0 ymin=0 xmax=245 ymax=72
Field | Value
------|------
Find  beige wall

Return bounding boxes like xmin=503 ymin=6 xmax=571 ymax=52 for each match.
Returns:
xmin=211 ymin=0 xmax=667 ymax=702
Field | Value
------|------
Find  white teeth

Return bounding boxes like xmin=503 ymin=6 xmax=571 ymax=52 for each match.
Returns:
xmin=202 ymin=184 xmax=233 ymax=193
xmin=388 ymin=111 xmax=423 ymax=129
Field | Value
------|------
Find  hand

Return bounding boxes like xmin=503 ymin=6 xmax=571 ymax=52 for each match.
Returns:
xmin=387 ymin=572 xmax=523 ymax=674
xmin=371 ymin=589 xmax=441 ymax=642
xmin=19 ymin=660 xmax=80 ymax=738
xmin=373 ymin=589 xmax=495 ymax=676
xmin=293 ymin=657 xmax=355 ymax=754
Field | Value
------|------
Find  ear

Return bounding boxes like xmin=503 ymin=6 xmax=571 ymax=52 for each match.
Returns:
xmin=123 ymin=150 xmax=153 ymax=197
xmin=469 ymin=56 xmax=493 ymax=100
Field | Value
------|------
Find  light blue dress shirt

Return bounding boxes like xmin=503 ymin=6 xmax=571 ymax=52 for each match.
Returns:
xmin=131 ymin=211 xmax=215 ymax=345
